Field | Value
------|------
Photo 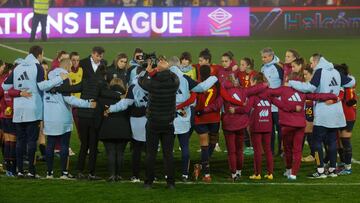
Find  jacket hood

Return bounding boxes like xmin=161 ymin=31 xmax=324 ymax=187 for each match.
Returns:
xmin=24 ymin=54 xmax=40 ymax=65
xmin=264 ymin=55 xmax=280 ymax=67
xmin=129 ymin=59 xmax=140 ymax=67
xmin=315 ymin=57 xmax=334 ymax=71
xmin=170 ymin=65 xmax=183 ymax=76
xmin=14 ymin=58 xmax=25 ymax=65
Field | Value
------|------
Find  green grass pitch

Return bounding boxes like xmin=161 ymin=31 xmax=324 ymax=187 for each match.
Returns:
xmin=0 ymin=37 xmax=359 ymax=202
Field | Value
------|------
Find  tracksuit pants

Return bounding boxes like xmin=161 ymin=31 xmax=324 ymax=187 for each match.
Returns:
xmin=313 ymin=126 xmax=337 ymax=168
xmin=15 ymin=121 xmax=40 ymax=174
xmin=175 ymin=131 xmax=191 ymax=176
xmin=282 ymin=126 xmax=305 ymax=176
xmin=224 ymin=130 xmax=244 ymax=174
xmin=46 ymin=132 xmax=71 ymax=173
xmin=251 ymin=132 xmax=273 ymax=175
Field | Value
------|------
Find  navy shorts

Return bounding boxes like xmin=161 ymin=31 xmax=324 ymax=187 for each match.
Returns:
xmin=194 ymin=123 xmax=220 ymax=134
xmin=339 ymin=121 xmax=355 ymax=132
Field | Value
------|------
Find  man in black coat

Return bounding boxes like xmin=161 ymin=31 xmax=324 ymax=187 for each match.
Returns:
xmin=77 ymin=46 xmax=107 ymax=180
xmin=138 ymin=57 xmax=180 ymax=189
xmin=80 ymin=46 xmax=107 ymax=80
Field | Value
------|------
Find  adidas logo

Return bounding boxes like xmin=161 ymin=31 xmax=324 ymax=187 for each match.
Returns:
xmin=288 ymin=92 xmax=302 ymax=102
xmin=259 ymin=109 xmax=269 ymax=117
xmin=257 ymin=100 xmax=271 ymax=107
xmin=329 ymin=77 xmax=338 ymax=87
xmin=17 ymin=71 xmax=29 ymax=81
xmin=232 ymin=93 xmax=241 ymax=101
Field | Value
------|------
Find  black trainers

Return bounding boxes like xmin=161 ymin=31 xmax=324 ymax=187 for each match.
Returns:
xmin=26 ymin=172 xmax=40 ymax=179
xmin=107 ymin=175 xmax=117 ymax=182
xmin=60 ymin=172 xmax=75 ymax=180
xmin=181 ymin=175 xmax=189 ymax=182
xmin=116 ymin=175 xmax=123 ymax=181
xmin=77 ymin=172 xmax=87 ymax=180
xmin=88 ymin=174 xmax=102 ymax=181
xmin=17 ymin=172 xmax=25 ymax=178
xmin=308 ymin=171 xmax=327 ymax=179
xmin=326 ymin=171 xmax=338 ymax=178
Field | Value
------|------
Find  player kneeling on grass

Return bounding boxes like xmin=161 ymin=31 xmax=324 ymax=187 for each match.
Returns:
xmin=44 ymin=58 xmax=96 ymax=179
xmin=335 ymin=64 xmax=357 ymax=175
xmin=270 ymin=72 xmax=338 ymax=180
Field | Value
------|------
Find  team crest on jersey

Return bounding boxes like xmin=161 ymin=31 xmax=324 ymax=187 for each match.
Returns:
xmin=259 ymin=109 xmax=269 ymax=117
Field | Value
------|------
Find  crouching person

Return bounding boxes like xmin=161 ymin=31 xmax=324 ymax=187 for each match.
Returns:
xmin=44 ymin=58 xmax=96 ymax=179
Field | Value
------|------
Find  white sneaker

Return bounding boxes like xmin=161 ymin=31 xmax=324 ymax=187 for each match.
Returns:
xmin=236 ymin=170 xmax=242 ymax=178
xmin=60 ymin=173 xmax=74 ymax=180
xmin=288 ymin=175 xmax=297 ymax=180
xmin=69 ymin=148 xmax=76 ymax=156
xmin=215 ymin=143 xmax=222 ymax=152
xmin=46 ymin=175 xmax=54 ymax=179
xmin=130 ymin=176 xmax=140 ymax=183
xmin=283 ymin=169 xmax=291 ymax=177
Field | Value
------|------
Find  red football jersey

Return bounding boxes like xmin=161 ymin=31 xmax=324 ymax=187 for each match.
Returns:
xmin=238 ymin=70 xmax=257 ymax=88
xmin=195 ymin=86 xmax=221 ymax=124
xmin=194 ymin=63 xmax=220 ymax=82
xmin=341 ymin=86 xmax=357 ymax=121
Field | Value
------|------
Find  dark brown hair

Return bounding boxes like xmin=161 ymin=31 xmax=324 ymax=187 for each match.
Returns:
xmin=180 ymin=51 xmax=192 ymax=63
xmin=241 ymin=57 xmax=255 ymax=70
xmin=199 ymin=48 xmax=212 ymax=63
xmin=251 ymin=72 xmax=267 ymax=84
xmin=29 ymin=45 xmax=43 ymax=58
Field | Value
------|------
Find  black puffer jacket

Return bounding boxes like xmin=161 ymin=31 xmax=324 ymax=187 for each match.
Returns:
xmin=138 ymin=70 xmax=179 ymax=126
xmin=53 ymin=75 xmax=121 ymax=128
xmin=98 ymin=85 xmax=131 ymax=141
xmin=106 ymin=65 xmax=127 ymax=85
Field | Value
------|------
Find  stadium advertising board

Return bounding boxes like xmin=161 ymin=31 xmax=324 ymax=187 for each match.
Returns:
xmin=0 ymin=6 xmax=359 ymax=38
xmin=0 ymin=7 xmax=250 ymax=38
xmin=251 ymin=7 xmax=360 ymax=36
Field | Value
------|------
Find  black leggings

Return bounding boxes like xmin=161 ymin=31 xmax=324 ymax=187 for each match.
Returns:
xmin=103 ymin=140 xmax=128 ymax=177
xmin=132 ymin=139 xmax=146 ymax=178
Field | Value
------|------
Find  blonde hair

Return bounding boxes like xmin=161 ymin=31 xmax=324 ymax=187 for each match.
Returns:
xmin=59 ymin=58 xmax=72 ymax=71
xmin=168 ymin=56 xmax=180 ymax=67
xmin=110 ymin=77 xmax=126 ymax=89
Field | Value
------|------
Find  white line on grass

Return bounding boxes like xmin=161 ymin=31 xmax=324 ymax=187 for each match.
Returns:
xmin=0 ymin=43 xmax=52 ymax=62
xmin=352 ymin=158 xmax=360 ymax=165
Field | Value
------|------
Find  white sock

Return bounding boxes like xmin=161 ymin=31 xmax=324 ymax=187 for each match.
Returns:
xmin=345 ymin=164 xmax=352 ymax=170
xmin=236 ymin=170 xmax=242 ymax=175
xmin=328 ymin=167 xmax=336 ymax=173
xmin=317 ymin=167 xmax=325 ymax=174
xmin=232 ymin=173 xmax=237 ymax=178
